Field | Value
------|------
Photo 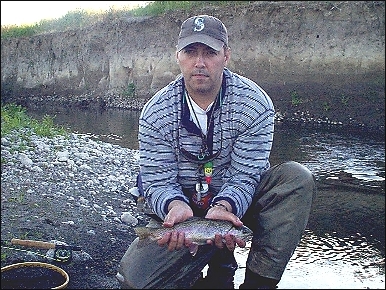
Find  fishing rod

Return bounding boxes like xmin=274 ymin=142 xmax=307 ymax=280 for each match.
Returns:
xmin=1 ymin=239 xmax=82 ymax=264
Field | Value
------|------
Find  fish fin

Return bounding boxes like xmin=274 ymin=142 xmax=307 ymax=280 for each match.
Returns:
xmin=189 ymin=243 xmax=199 ymax=256
xmin=134 ymin=227 xmax=152 ymax=239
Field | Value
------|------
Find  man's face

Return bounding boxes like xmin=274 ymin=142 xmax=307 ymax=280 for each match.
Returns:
xmin=176 ymin=43 xmax=230 ymax=96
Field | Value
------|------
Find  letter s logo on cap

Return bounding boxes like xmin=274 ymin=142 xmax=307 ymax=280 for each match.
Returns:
xmin=193 ymin=17 xmax=205 ymax=32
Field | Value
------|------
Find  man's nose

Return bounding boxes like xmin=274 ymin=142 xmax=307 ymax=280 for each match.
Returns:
xmin=194 ymin=54 xmax=205 ymax=67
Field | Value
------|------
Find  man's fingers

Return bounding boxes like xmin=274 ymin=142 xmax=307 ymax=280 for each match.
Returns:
xmin=168 ymin=231 xmax=179 ymax=251
xmin=225 ymin=235 xmax=236 ymax=251
xmin=175 ymin=232 xmax=185 ymax=250
xmin=236 ymin=237 xmax=246 ymax=248
xmin=214 ymin=234 xmax=224 ymax=248
xmin=157 ymin=232 xmax=171 ymax=246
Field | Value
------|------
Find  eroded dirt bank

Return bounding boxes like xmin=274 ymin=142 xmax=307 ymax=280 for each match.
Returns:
xmin=1 ymin=1 xmax=385 ymax=134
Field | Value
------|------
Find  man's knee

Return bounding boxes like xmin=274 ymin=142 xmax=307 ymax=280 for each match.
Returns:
xmin=279 ymin=161 xmax=315 ymax=186
xmin=282 ymin=161 xmax=312 ymax=176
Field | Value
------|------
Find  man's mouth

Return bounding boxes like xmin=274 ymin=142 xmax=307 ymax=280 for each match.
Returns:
xmin=192 ymin=71 xmax=209 ymax=78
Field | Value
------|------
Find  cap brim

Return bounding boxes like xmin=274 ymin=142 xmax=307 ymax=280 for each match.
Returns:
xmin=177 ymin=34 xmax=224 ymax=51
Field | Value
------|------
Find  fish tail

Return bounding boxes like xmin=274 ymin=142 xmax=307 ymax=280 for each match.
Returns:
xmin=189 ymin=243 xmax=199 ymax=256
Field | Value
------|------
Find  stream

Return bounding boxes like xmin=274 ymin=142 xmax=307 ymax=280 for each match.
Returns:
xmin=27 ymin=106 xmax=385 ymax=289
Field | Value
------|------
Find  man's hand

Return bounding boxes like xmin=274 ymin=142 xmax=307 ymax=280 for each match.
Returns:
xmin=157 ymin=200 xmax=193 ymax=251
xmin=205 ymin=201 xmax=246 ymax=251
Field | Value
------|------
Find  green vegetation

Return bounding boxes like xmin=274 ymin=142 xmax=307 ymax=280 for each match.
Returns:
xmin=1 ymin=103 xmax=68 ymax=138
xmin=131 ymin=1 xmax=239 ymax=16
xmin=1 ymin=9 xmax=104 ymax=39
xmin=323 ymin=101 xmax=331 ymax=111
xmin=123 ymin=82 xmax=137 ymax=98
xmin=0 ymin=251 xmax=7 ymax=262
xmin=290 ymin=91 xmax=303 ymax=106
xmin=1 ymin=1 xmax=250 ymax=39
xmin=340 ymin=94 xmax=350 ymax=106
xmin=7 ymin=191 xmax=25 ymax=203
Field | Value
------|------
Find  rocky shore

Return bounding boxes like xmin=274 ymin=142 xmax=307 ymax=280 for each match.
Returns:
xmin=1 ymin=129 xmax=149 ymax=288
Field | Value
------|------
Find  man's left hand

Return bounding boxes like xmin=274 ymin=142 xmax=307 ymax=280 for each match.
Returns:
xmin=205 ymin=201 xmax=246 ymax=251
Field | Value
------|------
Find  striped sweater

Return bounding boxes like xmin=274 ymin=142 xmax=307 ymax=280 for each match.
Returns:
xmin=139 ymin=68 xmax=275 ymax=220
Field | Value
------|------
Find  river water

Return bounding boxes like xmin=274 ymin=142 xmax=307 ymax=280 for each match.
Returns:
xmin=27 ymin=106 xmax=385 ymax=289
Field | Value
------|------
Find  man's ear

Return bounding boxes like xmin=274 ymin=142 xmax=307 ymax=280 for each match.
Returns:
xmin=224 ymin=47 xmax=231 ymax=64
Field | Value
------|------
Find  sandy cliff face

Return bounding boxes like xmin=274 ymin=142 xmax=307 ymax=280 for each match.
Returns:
xmin=1 ymin=1 xmax=385 ymax=131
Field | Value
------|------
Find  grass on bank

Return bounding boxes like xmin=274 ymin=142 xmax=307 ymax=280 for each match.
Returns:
xmin=1 ymin=103 xmax=68 ymax=138
xmin=1 ymin=1 xmax=250 ymax=39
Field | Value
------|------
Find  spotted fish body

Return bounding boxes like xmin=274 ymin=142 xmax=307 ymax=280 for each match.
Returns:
xmin=134 ymin=217 xmax=253 ymax=255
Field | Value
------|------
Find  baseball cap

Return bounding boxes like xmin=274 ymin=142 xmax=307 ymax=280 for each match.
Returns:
xmin=177 ymin=15 xmax=228 ymax=51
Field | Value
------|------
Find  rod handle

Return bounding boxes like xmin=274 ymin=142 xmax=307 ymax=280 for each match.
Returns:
xmin=11 ymin=238 xmax=56 ymax=249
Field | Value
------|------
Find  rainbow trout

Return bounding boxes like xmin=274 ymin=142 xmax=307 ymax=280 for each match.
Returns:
xmin=134 ymin=217 xmax=253 ymax=256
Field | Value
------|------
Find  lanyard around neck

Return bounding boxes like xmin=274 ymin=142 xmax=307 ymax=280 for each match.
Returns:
xmin=184 ymin=88 xmax=221 ymax=159
xmin=185 ymin=91 xmax=215 ymax=136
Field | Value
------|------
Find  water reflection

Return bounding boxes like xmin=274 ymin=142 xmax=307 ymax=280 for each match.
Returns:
xmin=230 ymin=229 xmax=385 ymax=289
xmin=270 ymin=126 xmax=385 ymax=187
xmin=29 ymin=107 xmax=141 ymax=149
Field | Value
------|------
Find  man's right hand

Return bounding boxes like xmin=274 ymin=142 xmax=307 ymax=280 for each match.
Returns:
xmin=157 ymin=200 xmax=193 ymax=251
